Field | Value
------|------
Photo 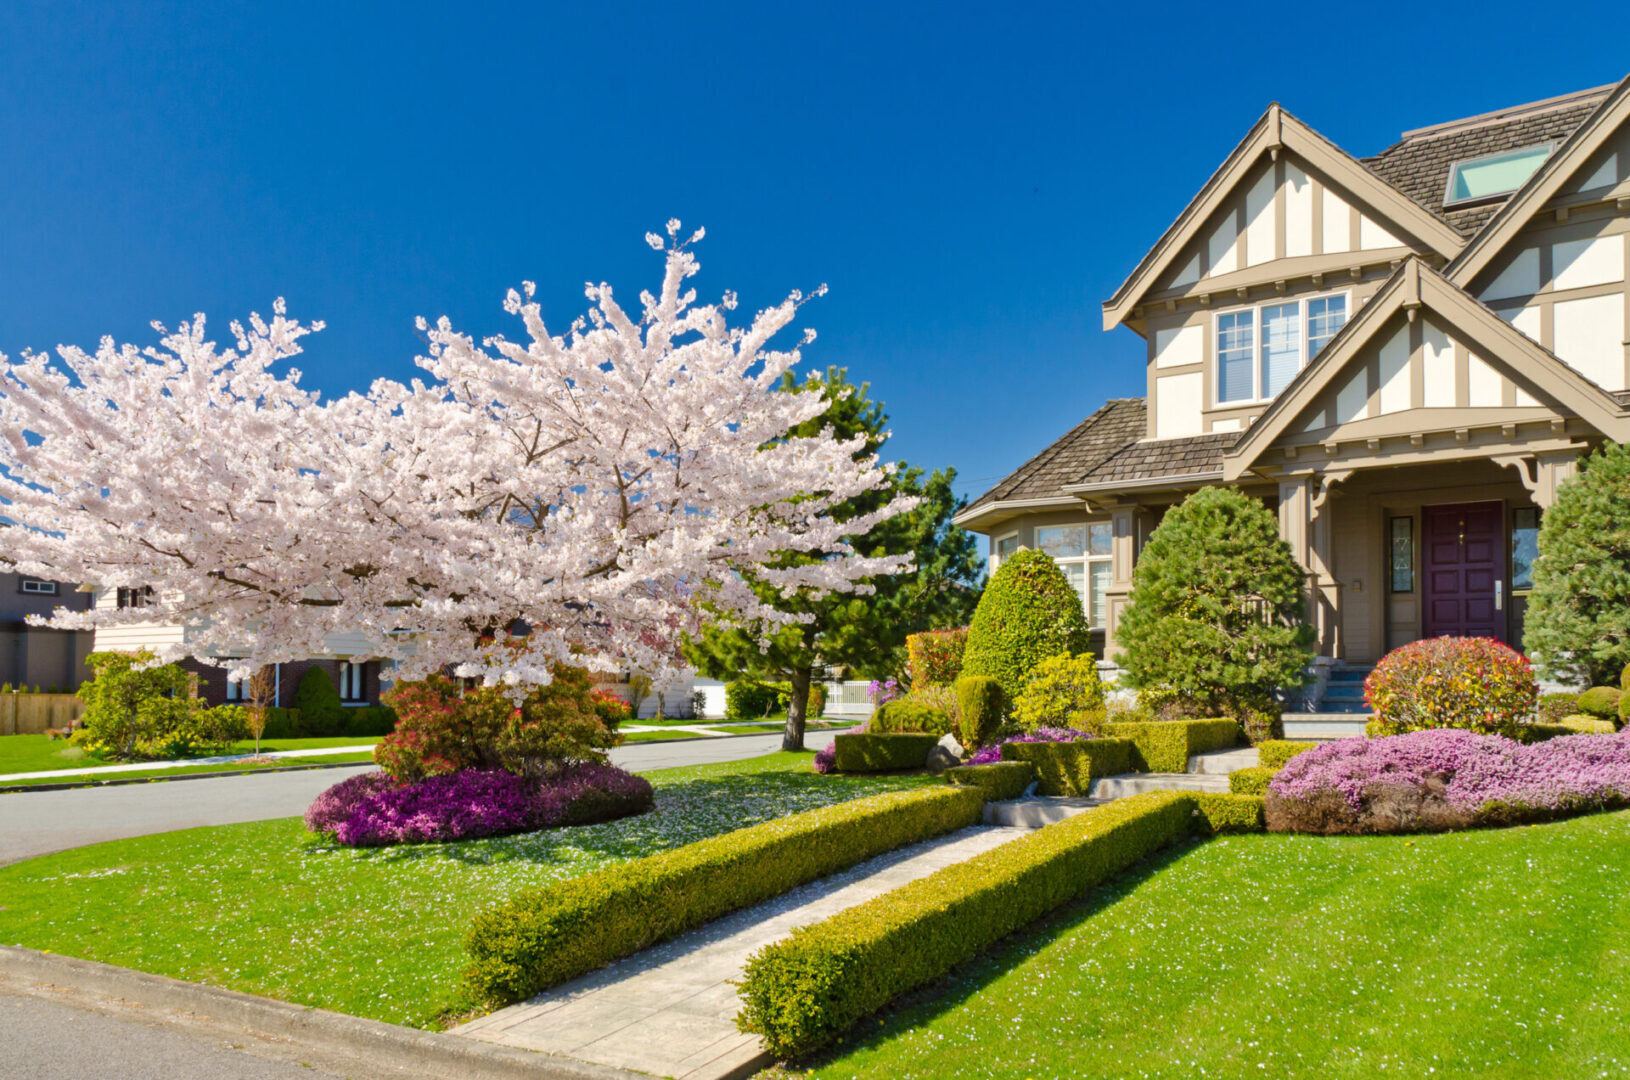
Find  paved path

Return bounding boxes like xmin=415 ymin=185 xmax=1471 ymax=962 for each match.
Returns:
xmin=0 ymin=730 xmax=837 ymax=867
xmin=0 ymin=743 xmax=378 ymax=783
xmin=456 ymin=823 xmax=1026 ymax=1080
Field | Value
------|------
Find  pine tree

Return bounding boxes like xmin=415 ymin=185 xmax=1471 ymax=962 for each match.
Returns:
xmin=1115 ymin=487 xmax=1312 ymax=710
xmin=1523 ymin=442 xmax=1630 ymax=685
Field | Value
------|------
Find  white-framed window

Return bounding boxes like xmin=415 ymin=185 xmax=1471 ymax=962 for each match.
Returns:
xmin=339 ymin=662 xmax=366 ymax=703
xmin=1035 ymin=523 xmax=1112 ymax=629
xmin=991 ymin=532 xmax=1019 ymax=572
xmin=1215 ymin=291 xmax=1350 ymax=405
xmin=19 ymin=578 xmax=57 ymax=595
xmin=226 ymin=676 xmax=245 ymax=701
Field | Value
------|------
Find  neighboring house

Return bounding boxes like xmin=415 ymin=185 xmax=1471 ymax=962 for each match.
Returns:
xmin=0 ymin=571 xmax=94 ymax=690
xmin=956 ymin=78 xmax=1630 ymax=689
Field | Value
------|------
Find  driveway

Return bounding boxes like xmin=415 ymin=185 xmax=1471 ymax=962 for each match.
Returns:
xmin=0 ymin=730 xmax=838 ymax=867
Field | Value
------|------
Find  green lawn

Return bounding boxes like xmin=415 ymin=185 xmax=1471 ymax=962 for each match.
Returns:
xmin=0 ymin=752 xmax=378 ymax=788
xmin=0 ymin=751 xmax=934 ymax=1028
xmin=797 ymin=810 xmax=1630 ymax=1080
xmin=618 ymin=728 xmax=712 ymax=742
xmin=0 ymin=734 xmax=382 ymax=778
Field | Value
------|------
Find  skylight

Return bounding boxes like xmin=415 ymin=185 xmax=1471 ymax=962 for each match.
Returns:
xmin=1443 ymin=142 xmax=1555 ymax=207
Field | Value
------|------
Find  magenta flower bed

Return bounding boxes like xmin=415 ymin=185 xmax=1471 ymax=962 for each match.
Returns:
xmin=1266 ymin=728 xmax=1630 ymax=834
xmin=305 ymin=764 xmax=653 ymax=846
xmin=967 ymin=727 xmax=1095 ymax=765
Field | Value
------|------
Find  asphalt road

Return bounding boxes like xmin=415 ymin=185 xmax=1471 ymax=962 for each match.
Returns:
xmin=0 ymin=730 xmax=837 ymax=867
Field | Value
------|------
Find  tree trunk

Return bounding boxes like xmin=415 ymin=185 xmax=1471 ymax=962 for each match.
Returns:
xmin=782 ymin=665 xmax=812 ymax=752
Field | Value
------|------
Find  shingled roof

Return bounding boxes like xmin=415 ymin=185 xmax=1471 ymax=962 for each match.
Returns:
xmin=964 ymin=398 xmax=1147 ymax=511
xmin=1076 ymin=431 xmax=1236 ymax=486
xmin=1364 ymin=84 xmax=1613 ymax=237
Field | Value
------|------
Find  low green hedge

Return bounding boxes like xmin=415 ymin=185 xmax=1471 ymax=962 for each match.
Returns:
xmin=737 ymin=790 xmax=1261 ymax=1058
xmin=1256 ymin=739 xmax=1316 ymax=770
xmin=1517 ymin=716 xmax=1619 ymax=742
xmin=945 ymin=761 xmax=1035 ymax=802
xmin=1229 ymin=766 xmax=1275 ymax=795
xmin=1190 ymin=792 xmax=1266 ymax=833
xmin=832 ymin=733 xmax=940 ymax=773
xmin=342 ymin=704 xmax=398 ymax=737
xmin=1105 ymin=719 xmax=1242 ymax=773
xmin=465 ymin=785 xmax=984 ymax=1007
xmin=1000 ymin=738 xmax=1133 ymax=796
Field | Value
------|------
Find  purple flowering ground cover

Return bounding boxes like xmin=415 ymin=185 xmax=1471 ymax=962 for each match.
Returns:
xmin=967 ymin=727 xmax=1095 ymax=765
xmin=1268 ymin=728 xmax=1630 ymax=833
xmin=304 ymin=764 xmax=653 ymax=846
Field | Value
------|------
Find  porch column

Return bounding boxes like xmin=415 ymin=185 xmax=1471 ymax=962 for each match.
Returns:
xmin=1534 ymin=452 xmax=1580 ymax=510
xmin=1102 ymin=505 xmax=1147 ymax=662
xmin=1278 ymin=476 xmax=1340 ymax=657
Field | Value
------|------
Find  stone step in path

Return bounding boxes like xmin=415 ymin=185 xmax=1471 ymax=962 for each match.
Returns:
xmin=985 ymin=759 xmax=1246 ymax=828
xmin=454 ymin=823 xmax=1029 ymax=1080
xmin=1088 ymin=772 xmax=1231 ymax=798
xmin=1186 ymin=747 xmax=1260 ymax=775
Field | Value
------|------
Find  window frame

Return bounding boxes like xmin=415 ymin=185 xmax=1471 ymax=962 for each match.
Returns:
xmin=19 ymin=578 xmax=57 ymax=595
xmin=1033 ymin=522 xmax=1113 ymax=630
xmin=115 ymin=586 xmax=154 ymax=610
xmin=338 ymin=661 xmax=366 ymax=703
xmin=1442 ymin=141 xmax=1555 ymax=209
xmin=1388 ymin=515 xmax=1415 ymax=594
xmin=990 ymin=531 xmax=1019 ymax=573
xmin=1212 ymin=289 xmax=1352 ymax=407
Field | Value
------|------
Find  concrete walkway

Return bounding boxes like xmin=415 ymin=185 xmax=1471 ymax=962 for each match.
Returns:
xmin=456 ymin=823 xmax=1027 ymax=1080
xmin=0 ymin=744 xmax=378 ymax=784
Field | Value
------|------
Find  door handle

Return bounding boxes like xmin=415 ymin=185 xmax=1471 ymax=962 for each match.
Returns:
xmin=1495 ymin=580 xmax=1503 ymax=611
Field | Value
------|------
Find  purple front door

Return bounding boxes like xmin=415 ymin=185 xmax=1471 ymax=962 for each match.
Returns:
xmin=1422 ymin=501 xmax=1505 ymax=641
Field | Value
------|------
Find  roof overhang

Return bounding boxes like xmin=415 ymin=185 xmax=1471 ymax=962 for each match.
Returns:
xmin=1222 ymin=257 xmax=1630 ymax=481
xmin=1101 ymin=104 xmax=1467 ymax=333
xmin=952 ymin=496 xmax=1083 ymax=534
xmin=1450 ymin=73 xmax=1630 ymax=288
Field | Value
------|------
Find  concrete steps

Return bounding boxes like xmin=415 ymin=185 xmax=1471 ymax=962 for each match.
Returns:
xmin=1282 ymin=714 xmax=1370 ymax=741
xmin=1315 ymin=666 xmax=1374 ymax=715
xmin=1088 ymin=772 xmax=1232 ymax=798
xmin=984 ymin=796 xmax=1105 ymax=828
xmin=1187 ymin=747 xmax=1259 ymax=774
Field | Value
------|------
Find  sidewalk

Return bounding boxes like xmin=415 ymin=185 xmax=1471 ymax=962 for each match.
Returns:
xmin=456 ymin=823 xmax=1028 ymax=1080
xmin=0 ymin=744 xmax=377 ymax=784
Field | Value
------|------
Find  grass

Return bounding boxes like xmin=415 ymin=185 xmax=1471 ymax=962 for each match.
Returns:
xmin=0 ymin=750 xmax=935 ymax=1028
xmin=617 ymin=729 xmax=712 ymax=742
xmin=0 ymin=752 xmax=378 ymax=788
xmin=0 ymin=733 xmax=382 ymax=777
xmin=792 ymin=809 xmax=1630 ymax=1080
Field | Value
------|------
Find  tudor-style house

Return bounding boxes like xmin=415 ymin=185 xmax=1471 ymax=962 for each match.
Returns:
xmin=956 ymin=78 xmax=1630 ymax=705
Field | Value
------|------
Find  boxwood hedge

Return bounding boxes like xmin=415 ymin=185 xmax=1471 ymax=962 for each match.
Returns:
xmin=1256 ymin=739 xmax=1317 ymax=770
xmin=1000 ymin=738 xmax=1133 ymax=796
xmin=736 ymin=790 xmax=1264 ymax=1057
xmin=1106 ymin=718 xmax=1242 ymax=772
xmin=832 ymin=732 xmax=940 ymax=773
xmin=464 ymin=784 xmax=984 ymax=1006
xmin=1229 ymin=765 xmax=1275 ymax=795
xmin=944 ymin=761 xmax=1035 ymax=802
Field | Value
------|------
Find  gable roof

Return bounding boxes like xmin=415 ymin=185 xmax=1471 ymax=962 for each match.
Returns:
xmin=1069 ymin=432 xmax=1235 ymax=490
xmin=1364 ymin=83 xmax=1614 ymax=238
xmin=1450 ymin=74 xmax=1630 ymax=286
xmin=960 ymin=398 xmax=1147 ymax=516
xmin=1101 ymin=105 xmax=1468 ymax=332
xmin=1221 ymin=257 xmax=1630 ymax=481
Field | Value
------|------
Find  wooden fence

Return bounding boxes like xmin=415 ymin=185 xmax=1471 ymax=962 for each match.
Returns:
xmin=0 ymin=693 xmax=87 ymax=736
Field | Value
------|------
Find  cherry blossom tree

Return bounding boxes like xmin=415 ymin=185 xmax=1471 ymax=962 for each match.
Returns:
xmin=0 ymin=222 xmax=916 ymax=689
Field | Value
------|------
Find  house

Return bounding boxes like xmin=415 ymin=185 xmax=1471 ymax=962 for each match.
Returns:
xmin=0 ymin=571 xmax=94 ymax=690
xmin=955 ymin=77 xmax=1630 ymax=700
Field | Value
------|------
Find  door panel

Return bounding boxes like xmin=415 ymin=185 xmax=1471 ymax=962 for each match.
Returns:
xmin=1421 ymin=501 xmax=1505 ymax=641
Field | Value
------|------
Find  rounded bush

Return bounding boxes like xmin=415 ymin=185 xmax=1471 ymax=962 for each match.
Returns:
xmin=1364 ymin=636 xmax=1537 ymax=739
xmin=1010 ymin=653 xmax=1105 ymax=734
xmin=906 ymin=628 xmax=968 ymax=688
xmin=961 ymin=548 xmax=1090 ymax=701
xmin=955 ymin=675 xmax=1007 ymax=752
xmin=725 ymin=680 xmax=784 ymax=721
xmin=1577 ymin=685 xmax=1622 ymax=721
xmin=870 ymin=698 xmax=952 ymax=736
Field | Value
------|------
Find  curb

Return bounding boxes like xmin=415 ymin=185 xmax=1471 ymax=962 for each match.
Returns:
xmin=0 ymin=758 xmax=375 ymax=795
xmin=0 ymin=946 xmax=645 ymax=1080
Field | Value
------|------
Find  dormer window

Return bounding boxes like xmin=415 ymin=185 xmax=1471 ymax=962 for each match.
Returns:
xmin=1443 ymin=143 xmax=1554 ymax=207
xmin=1215 ymin=291 xmax=1350 ymax=405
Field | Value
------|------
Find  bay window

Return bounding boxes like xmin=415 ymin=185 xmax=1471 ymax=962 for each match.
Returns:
xmin=1216 ymin=292 xmax=1348 ymax=404
xmin=991 ymin=533 xmax=1018 ymax=572
xmin=1035 ymin=522 xmax=1112 ymax=629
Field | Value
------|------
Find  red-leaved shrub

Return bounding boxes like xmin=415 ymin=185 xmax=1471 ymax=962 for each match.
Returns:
xmin=1364 ymin=636 xmax=1536 ymax=739
xmin=906 ymin=628 xmax=968 ymax=688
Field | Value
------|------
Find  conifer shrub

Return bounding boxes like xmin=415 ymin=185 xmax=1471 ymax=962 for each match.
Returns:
xmin=291 ymin=667 xmax=346 ymax=736
xmin=1115 ymin=487 xmax=1313 ymax=712
xmin=961 ymin=549 xmax=1090 ymax=701
xmin=1010 ymin=653 xmax=1106 ymax=734
xmin=954 ymin=675 xmax=1007 ymax=752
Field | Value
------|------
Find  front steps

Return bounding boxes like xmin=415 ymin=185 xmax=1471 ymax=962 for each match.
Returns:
xmin=984 ymin=756 xmax=1248 ymax=827
xmin=1282 ymin=714 xmax=1370 ymax=741
xmin=1315 ymin=665 xmax=1373 ymax=714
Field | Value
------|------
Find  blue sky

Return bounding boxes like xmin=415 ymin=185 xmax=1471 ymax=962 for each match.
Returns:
xmin=3 ymin=2 xmax=1629 ymax=505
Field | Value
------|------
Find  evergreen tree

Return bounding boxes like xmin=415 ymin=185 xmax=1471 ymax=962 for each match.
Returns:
xmin=1115 ymin=487 xmax=1312 ymax=710
xmin=1524 ymin=442 xmax=1630 ymax=685
xmin=687 ymin=368 xmax=983 ymax=751
xmin=960 ymin=548 xmax=1091 ymax=701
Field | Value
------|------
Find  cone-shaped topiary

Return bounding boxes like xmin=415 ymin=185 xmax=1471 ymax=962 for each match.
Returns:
xmin=1525 ymin=442 xmax=1630 ymax=685
xmin=961 ymin=548 xmax=1090 ymax=701
xmin=292 ymin=666 xmax=346 ymax=736
xmin=1115 ymin=487 xmax=1313 ymax=711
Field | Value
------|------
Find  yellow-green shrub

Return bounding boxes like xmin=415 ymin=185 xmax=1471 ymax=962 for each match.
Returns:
xmin=736 ymin=791 xmax=1262 ymax=1057
xmin=869 ymin=699 xmax=952 ymax=736
xmin=1000 ymin=738 xmax=1132 ymax=796
xmin=1105 ymin=718 xmax=1242 ymax=773
xmin=831 ymin=733 xmax=940 ymax=772
xmin=1010 ymin=653 xmax=1106 ymax=734
xmin=955 ymin=675 xmax=1006 ymax=752
xmin=1229 ymin=765 xmax=1275 ymax=795
xmin=1257 ymin=739 xmax=1317 ymax=770
xmin=944 ymin=761 xmax=1034 ymax=801
xmin=1577 ymin=686 xmax=1622 ymax=721
xmin=465 ymin=785 xmax=984 ymax=1006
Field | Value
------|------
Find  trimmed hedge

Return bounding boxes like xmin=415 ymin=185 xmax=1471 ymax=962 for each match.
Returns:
xmin=1519 ymin=716 xmax=1619 ymax=742
xmin=870 ymin=699 xmax=952 ymax=737
xmin=465 ymin=785 xmax=985 ymax=1006
xmin=1106 ymin=719 xmax=1242 ymax=773
xmin=342 ymin=704 xmax=398 ymax=737
xmin=945 ymin=761 xmax=1035 ymax=802
xmin=1229 ymin=766 xmax=1275 ymax=795
xmin=831 ymin=733 xmax=940 ymax=773
xmin=1190 ymin=792 xmax=1266 ymax=833
xmin=1578 ymin=686 xmax=1622 ymax=721
xmin=955 ymin=676 xmax=1006 ymax=752
xmin=1000 ymin=738 xmax=1133 ymax=796
xmin=725 ymin=680 xmax=785 ymax=721
xmin=737 ymin=790 xmax=1261 ymax=1057
xmin=1256 ymin=739 xmax=1317 ymax=770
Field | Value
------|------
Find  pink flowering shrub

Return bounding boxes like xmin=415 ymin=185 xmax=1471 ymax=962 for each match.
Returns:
xmin=1364 ymin=637 xmax=1537 ymax=739
xmin=1266 ymin=728 xmax=1630 ymax=834
xmin=304 ymin=764 xmax=653 ymax=846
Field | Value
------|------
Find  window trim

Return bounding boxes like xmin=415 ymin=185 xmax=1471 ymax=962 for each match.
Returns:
xmin=1442 ymin=141 xmax=1555 ymax=209
xmin=1034 ymin=522 xmax=1113 ymax=630
xmin=1212 ymin=289 xmax=1352 ymax=408
xmin=338 ymin=661 xmax=366 ymax=703
xmin=990 ymin=531 xmax=1019 ymax=573
xmin=19 ymin=578 xmax=58 ymax=595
